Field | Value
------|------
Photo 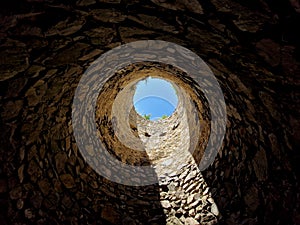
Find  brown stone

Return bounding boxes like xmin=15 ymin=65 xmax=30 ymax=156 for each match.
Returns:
xmin=60 ymin=174 xmax=76 ymax=188
xmin=38 ymin=178 xmax=51 ymax=195
xmin=1 ymin=100 xmax=23 ymax=120
xmin=27 ymin=160 xmax=42 ymax=182
xmin=151 ymin=0 xmax=203 ymax=14
xmin=128 ymin=14 xmax=178 ymax=34
xmin=54 ymin=179 xmax=63 ymax=193
xmin=9 ymin=186 xmax=22 ymax=200
xmin=186 ymin=25 xmax=229 ymax=54
xmin=233 ymin=14 xmax=268 ymax=33
xmin=119 ymin=26 xmax=156 ymax=43
xmin=0 ymin=1 xmax=299 ymax=224
xmin=25 ymin=80 xmax=47 ymax=107
xmin=28 ymin=145 xmax=38 ymax=161
xmin=45 ymin=17 xmax=85 ymax=36
xmin=62 ymin=195 xmax=73 ymax=208
xmin=253 ymin=148 xmax=268 ymax=181
xmin=55 ymin=152 xmax=68 ymax=174
xmin=210 ymin=0 xmax=270 ymax=32
xmin=256 ymin=39 xmax=281 ymax=67
xmin=244 ymin=185 xmax=260 ymax=212
xmin=5 ymin=77 xmax=28 ymax=98
xmin=101 ymin=205 xmax=121 ymax=224
xmin=79 ymin=49 xmax=103 ymax=61
xmin=25 ymin=65 xmax=45 ymax=78
xmin=259 ymin=91 xmax=281 ymax=121
xmin=84 ymin=27 xmax=116 ymax=46
xmin=0 ymin=41 xmax=29 ymax=81
xmin=43 ymin=193 xmax=59 ymax=210
xmin=24 ymin=208 xmax=34 ymax=219
xmin=281 ymin=45 xmax=299 ymax=76
xmin=76 ymin=0 xmax=96 ymax=6
xmin=17 ymin=198 xmax=24 ymax=209
xmin=90 ymin=9 xmax=127 ymax=23
xmin=46 ymin=42 xmax=89 ymax=66
xmin=13 ymin=24 xmax=43 ymax=37
xmin=268 ymin=133 xmax=281 ymax=159
xmin=30 ymin=192 xmax=43 ymax=209
xmin=18 ymin=164 xmax=25 ymax=183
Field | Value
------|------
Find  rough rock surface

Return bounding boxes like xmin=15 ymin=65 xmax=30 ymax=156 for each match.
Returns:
xmin=0 ymin=0 xmax=299 ymax=224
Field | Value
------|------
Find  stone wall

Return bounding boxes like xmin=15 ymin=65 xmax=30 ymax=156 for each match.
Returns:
xmin=95 ymin=63 xmax=209 ymax=169
xmin=0 ymin=0 xmax=299 ymax=224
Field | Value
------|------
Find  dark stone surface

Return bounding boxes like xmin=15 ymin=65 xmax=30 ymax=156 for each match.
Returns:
xmin=0 ymin=0 xmax=299 ymax=224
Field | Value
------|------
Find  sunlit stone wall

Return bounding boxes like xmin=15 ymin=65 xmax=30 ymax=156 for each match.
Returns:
xmin=95 ymin=63 xmax=210 ymax=174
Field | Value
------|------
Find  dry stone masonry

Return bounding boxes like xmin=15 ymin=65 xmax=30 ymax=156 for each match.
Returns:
xmin=0 ymin=0 xmax=299 ymax=225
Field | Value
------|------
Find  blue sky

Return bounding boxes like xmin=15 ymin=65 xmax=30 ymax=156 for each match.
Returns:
xmin=133 ymin=77 xmax=178 ymax=120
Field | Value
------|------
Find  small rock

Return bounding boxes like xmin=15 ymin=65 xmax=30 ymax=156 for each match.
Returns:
xmin=79 ymin=49 xmax=103 ymax=61
xmin=187 ymin=194 xmax=194 ymax=204
xmin=244 ymin=185 xmax=260 ymax=212
xmin=122 ymin=216 xmax=136 ymax=225
xmin=211 ymin=203 xmax=219 ymax=216
xmin=45 ymin=18 xmax=85 ymax=36
xmin=185 ymin=182 xmax=199 ymax=193
xmin=151 ymin=0 xmax=203 ymax=14
xmin=252 ymin=148 xmax=268 ymax=181
xmin=0 ymin=44 xmax=29 ymax=81
xmin=190 ymin=199 xmax=201 ymax=208
xmin=171 ymin=201 xmax=180 ymax=208
xmin=25 ymin=208 xmax=34 ymax=219
xmin=9 ymin=186 xmax=22 ymax=200
xmin=27 ymin=160 xmax=42 ymax=182
xmin=256 ymin=39 xmax=280 ymax=67
xmin=18 ymin=165 xmax=25 ymax=183
xmin=183 ymin=171 xmax=197 ymax=185
xmin=161 ymin=200 xmax=171 ymax=209
xmin=55 ymin=152 xmax=67 ymax=174
xmin=38 ymin=179 xmax=51 ymax=195
xmin=60 ymin=174 xmax=75 ymax=189
xmin=90 ymin=9 xmax=127 ymax=23
xmin=1 ymin=100 xmax=23 ymax=120
xmin=17 ymin=199 xmax=24 ymax=209
xmin=167 ymin=182 xmax=177 ymax=191
xmin=76 ymin=0 xmax=96 ymax=6
xmin=160 ymin=191 xmax=168 ymax=199
xmin=189 ymin=208 xmax=196 ymax=217
xmin=203 ymin=187 xmax=209 ymax=195
xmin=30 ymin=192 xmax=43 ymax=209
xmin=167 ymin=216 xmax=184 ymax=225
xmin=185 ymin=217 xmax=199 ymax=225
xmin=101 ymin=205 xmax=121 ymax=224
xmin=128 ymin=14 xmax=177 ymax=34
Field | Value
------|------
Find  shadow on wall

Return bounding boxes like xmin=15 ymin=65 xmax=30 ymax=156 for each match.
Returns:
xmin=92 ymin=65 xmax=168 ymax=224
xmin=95 ymin=113 xmax=167 ymax=224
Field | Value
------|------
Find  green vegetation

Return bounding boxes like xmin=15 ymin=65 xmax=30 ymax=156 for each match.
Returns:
xmin=143 ymin=114 xmax=151 ymax=120
xmin=160 ymin=115 xmax=168 ymax=119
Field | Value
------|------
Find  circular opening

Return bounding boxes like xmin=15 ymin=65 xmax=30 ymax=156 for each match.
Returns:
xmin=95 ymin=61 xmax=210 ymax=171
xmin=133 ymin=77 xmax=178 ymax=121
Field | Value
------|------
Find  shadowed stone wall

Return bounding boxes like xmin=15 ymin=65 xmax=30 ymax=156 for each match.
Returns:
xmin=0 ymin=0 xmax=299 ymax=224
